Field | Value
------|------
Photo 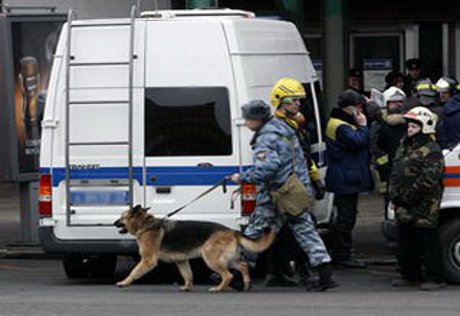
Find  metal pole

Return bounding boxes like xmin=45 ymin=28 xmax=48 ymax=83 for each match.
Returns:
xmin=128 ymin=5 xmax=136 ymax=210
xmin=322 ymin=0 xmax=346 ymax=115
xmin=65 ymin=10 xmax=73 ymax=227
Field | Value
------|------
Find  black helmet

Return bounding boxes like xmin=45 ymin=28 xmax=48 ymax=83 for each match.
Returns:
xmin=348 ymin=68 xmax=363 ymax=78
xmin=338 ymin=89 xmax=362 ymax=108
xmin=242 ymin=100 xmax=272 ymax=121
xmin=405 ymin=58 xmax=422 ymax=70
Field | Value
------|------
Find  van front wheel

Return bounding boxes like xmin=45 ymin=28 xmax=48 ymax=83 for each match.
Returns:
xmin=63 ymin=254 xmax=117 ymax=279
xmin=440 ymin=219 xmax=460 ymax=284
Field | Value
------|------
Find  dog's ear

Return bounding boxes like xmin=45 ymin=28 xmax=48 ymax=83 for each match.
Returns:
xmin=131 ymin=204 xmax=142 ymax=214
xmin=141 ymin=207 xmax=151 ymax=213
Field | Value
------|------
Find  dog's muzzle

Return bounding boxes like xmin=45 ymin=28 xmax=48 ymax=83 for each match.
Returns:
xmin=114 ymin=219 xmax=127 ymax=234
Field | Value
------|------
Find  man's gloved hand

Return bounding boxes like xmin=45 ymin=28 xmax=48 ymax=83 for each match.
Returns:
xmin=312 ymin=180 xmax=326 ymax=200
xmin=230 ymin=173 xmax=242 ymax=184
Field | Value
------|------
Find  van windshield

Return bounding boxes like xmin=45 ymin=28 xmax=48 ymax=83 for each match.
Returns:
xmin=144 ymin=87 xmax=232 ymax=156
xmin=300 ymin=81 xmax=326 ymax=145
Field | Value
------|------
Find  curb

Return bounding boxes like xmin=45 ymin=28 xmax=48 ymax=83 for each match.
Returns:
xmin=0 ymin=246 xmax=61 ymax=260
xmin=364 ymin=257 xmax=397 ymax=266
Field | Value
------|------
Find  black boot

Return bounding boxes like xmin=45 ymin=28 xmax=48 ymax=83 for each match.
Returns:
xmin=307 ymin=263 xmax=339 ymax=292
xmin=298 ymin=263 xmax=317 ymax=287
xmin=333 ymin=257 xmax=367 ymax=269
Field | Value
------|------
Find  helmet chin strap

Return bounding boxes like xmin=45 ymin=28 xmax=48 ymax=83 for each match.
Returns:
xmin=280 ymin=104 xmax=298 ymax=117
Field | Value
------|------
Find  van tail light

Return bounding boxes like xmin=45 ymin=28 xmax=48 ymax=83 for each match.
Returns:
xmin=39 ymin=174 xmax=52 ymax=217
xmin=241 ymin=184 xmax=256 ymax=216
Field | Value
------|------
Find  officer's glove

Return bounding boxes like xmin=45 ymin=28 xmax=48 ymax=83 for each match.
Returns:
xmin=312 ymin=180 xmax=326 ymax=200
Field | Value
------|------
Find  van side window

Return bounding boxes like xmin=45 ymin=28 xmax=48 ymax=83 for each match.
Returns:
xmin=145 ymin=87 xmax=232 ymax=156
xmin=300 ymin=82 xmax=326 ymax=145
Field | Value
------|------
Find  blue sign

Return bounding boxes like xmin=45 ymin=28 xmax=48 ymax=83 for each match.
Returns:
xmin=70 ymin=191 xmax=129 ymax=206
xmin=313 ymin=59 xmax=323 ymax=71
xmin=363 ymin=58 xmax=393 ymax=70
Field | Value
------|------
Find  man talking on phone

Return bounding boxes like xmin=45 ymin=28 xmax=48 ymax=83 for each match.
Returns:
xmin=325 ymin=89 xmax=374 ymax=268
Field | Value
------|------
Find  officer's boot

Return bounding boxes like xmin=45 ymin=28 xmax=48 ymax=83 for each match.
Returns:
xmin=298 ymin=263 xmax=317 ymax=287
xmin=307 ymin=263 xmax=339 ymax=292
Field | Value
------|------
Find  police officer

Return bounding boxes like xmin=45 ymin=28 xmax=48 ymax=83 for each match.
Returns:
xmin=325 ymin=89 xmax=374 ymax=268
xmin=404 ymin=58 xmax=426 ymax=95
xmin=389 ymin=107 xmax=446 ymax=291
xmin=231 ymin=80 xmax=337 ymax=291
xmin=348 ymin=68 xmax=364 ymax=94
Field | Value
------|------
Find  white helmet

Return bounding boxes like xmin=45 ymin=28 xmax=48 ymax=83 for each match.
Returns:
xmin=383 ymin=87 xmax=406 ymax=106
xmin=403 ymin=106 xmax=437 ymax=134
xmin=435 ymin=77 xmax=458 ymax=94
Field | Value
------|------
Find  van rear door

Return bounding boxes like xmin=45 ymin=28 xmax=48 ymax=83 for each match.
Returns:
xmin=54 ymin=20 xmax=146 ymax=230
xmin=142 ymin=20 xmax=240 ymax=228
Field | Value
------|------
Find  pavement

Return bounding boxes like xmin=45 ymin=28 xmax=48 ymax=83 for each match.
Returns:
xmin=0 ymin=257 xmax=459 ymax=316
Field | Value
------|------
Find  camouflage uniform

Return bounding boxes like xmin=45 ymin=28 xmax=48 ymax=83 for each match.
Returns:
xmin=389 ymin=133 xmax=445 ymax=283
xmin=389 ymin=134 xmax=444 ymax=228
xmin=241 ymin=117 xmax=331 ymax=268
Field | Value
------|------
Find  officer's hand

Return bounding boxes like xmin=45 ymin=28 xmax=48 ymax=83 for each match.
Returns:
xmin=312 ymin=180 xmax=326 ymax=200
xmin=230 ymin=173 xmax=242 ymax=184
xmin=354 ymin=111 xmax=367 ymax=126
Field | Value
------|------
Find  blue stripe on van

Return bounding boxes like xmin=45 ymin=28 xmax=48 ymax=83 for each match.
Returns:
xmin=40 ymin=166 xmax=244 ymax=187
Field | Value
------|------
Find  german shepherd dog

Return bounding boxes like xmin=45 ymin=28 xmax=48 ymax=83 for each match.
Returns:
xmin=114 ymin=205 xmax=275 ymax=292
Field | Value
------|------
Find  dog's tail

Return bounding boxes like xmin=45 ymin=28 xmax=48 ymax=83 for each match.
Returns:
xmin=237 ymin=228 xmax=275 ymax=253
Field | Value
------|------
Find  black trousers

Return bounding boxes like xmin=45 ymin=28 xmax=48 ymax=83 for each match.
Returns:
xmin=266 ymin=225 xmax=308 ymax=276
xmin=331 ymin=193 xmax=359 ymax=261
xmin=398 ymin=223 xmax=445 ymax=283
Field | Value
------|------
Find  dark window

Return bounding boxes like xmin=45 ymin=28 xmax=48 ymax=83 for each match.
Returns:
xmin=300 ymin=81 xmax=326 ymax=145
xmin=145 ymin=87 xmax=232 ymax=156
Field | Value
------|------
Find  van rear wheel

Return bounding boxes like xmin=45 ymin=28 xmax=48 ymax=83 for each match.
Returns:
xmin=63 ymin=254 xmax=117 ymax=279
xmin=440 ymin=219 xmax=460 ymax=284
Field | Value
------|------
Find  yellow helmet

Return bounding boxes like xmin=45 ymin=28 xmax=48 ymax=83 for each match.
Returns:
xmin=270 ymin=78 xmax=306 ymax=108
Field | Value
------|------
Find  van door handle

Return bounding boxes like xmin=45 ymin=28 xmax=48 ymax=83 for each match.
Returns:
xmin=156 ymin=187 xmax=171 ymax=194
xmin=197 ymin=162 xmax=213 ymax=168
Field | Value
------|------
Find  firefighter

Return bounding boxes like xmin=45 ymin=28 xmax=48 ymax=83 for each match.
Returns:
xmin=437 ymin=77 xmax=460 ymax=149
xmin=436 ymin=77 xmax=458 ymax=106
xmin=389 ymin=106 xmax=446 ymax=290
xmin=264 ymin=79 xmax=326 ymax=287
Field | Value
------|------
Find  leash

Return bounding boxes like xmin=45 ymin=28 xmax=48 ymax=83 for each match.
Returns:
xmin=165 ymin=177 xmax=229 ymax=218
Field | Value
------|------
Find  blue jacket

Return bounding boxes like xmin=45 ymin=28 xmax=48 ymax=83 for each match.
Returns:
xmin=241 ymin=117 xmax=313 ymax=196
xmin=441 ymin=95 xmax=460 ymax=149
xmin=325 ymin=108 xmax=374 ymax=194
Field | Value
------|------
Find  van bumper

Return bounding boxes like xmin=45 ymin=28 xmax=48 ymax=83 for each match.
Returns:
xmin=38 ymin=227 xmax=138 ymax=255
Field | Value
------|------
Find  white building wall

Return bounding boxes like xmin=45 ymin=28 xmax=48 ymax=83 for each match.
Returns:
xmin=3 ymin=0 xmax=171 ymax=18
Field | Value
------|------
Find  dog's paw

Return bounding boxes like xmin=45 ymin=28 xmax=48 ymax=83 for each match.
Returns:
xmin=179 ymin=286 xmax=191 ymax=292
xmin=208 ymin=286 xmax=223 ymax=293
xmin=243 ymin=282 xmax=252 ymax=292
xmin=116 ymin=280 xmax=131 ymax=288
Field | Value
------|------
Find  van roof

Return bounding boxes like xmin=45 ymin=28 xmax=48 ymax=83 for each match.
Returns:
xmin=140 ymin=9 xmax=255 ymax=19
xmin=68 ymin=9 xmax=256 ymax=27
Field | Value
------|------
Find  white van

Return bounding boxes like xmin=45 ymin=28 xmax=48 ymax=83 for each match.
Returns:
xmin=38 ymin=8 xmax=332 ymax=278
